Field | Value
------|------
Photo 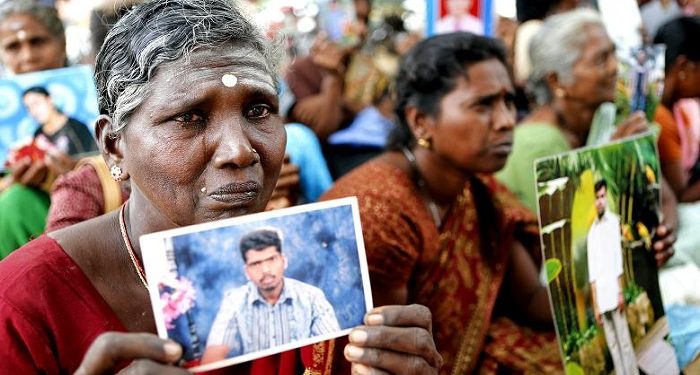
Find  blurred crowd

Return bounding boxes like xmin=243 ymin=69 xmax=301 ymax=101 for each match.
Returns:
xmin=0 ymin=0 xmax=699 ymax=373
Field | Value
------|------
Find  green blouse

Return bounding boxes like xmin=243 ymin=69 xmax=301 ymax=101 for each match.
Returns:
xmin=496 ymin=122 xmax=571 ymax=213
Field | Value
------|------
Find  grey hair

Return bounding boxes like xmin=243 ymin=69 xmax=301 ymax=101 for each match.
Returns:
xmin=528 ymin=8 xmax=605 ymax=105
xmin=95 ymin=0 xmax=281 ymax=133
xmin=0 ymin=0 xmax=65 ymax=41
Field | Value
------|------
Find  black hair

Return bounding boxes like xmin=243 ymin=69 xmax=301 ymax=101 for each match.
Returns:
xmin=386 ymin=32 xmax=507 ymax=151
xmin=654 ymin=16 xmax=700 ymax=72
xmin=594 ymin=179 xmax=607 ymax=193
xmin=387 ymin=32 xmax=508 ymax=263
xmin=22 ymin=86 xmax=50 ymax=98
xmin=239 ymin=229 xmax=282 ymax=261
xmin=515 ymin=0 xmax=569 ymax=23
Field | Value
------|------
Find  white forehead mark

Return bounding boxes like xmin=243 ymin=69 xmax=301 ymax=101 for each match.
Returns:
xmin=16 ymin=30 xmax=27 ymax=41
xmin=221 ymin=73 xmax=238 ymax=87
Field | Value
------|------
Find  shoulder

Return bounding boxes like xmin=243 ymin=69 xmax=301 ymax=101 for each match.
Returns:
xmin=66 ymin=117 xmax=91 ymax=131
xmin=0 ymin=236 xmax=67 ymax=299
xmin=222 ymin=282 xmax=253 ymax=302
xmin=286 ymin=279 xmax=331 ymax=308
xmin=513 ymin=122 xmax=569 ymax=150
xmin=322 ymin=159 xmax=415 ymax=208
xmin=286 ymin=278 xmax=325 ymax=297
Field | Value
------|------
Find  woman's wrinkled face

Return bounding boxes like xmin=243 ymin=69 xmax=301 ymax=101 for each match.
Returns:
xmin=0 ymin=14 xmax=66 ymax=74
xmin=428 ymin=58 xmax=516 ymax=174
xmin=120 ymin=45 xmax=285 ymax=226
xmin=564 ymin=25 xmax=618 ymax=106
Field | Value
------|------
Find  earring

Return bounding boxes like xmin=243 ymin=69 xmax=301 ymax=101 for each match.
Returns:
xmin=110 ymin=165 xmax=123 ymax=181
xmin=417 ymin=138 xmax=431 ymax=149
xmin=679 ymin=71 xmax=687 ymax=80
xmin=555 ymin=88 xmax=566 ymax=98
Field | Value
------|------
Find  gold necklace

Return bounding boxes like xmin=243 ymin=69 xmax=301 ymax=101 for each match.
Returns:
xmin=119 ymin=203 xmax=149 ymax=290
xmin=401 ymin=147 xmax=443 ymax=228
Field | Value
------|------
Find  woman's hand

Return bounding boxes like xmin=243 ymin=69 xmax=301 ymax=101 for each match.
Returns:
xmin=611 ymin=111 xmax=649 ymax=140
xmin=10 ymin=151 xmax=75 ymax=189
xmin=75 ymin=332 xmax=188 ymax=375
xmin=344 ymin=305 xmax=443 ymax=375
xmin=11 ymin=157 xmax=48 ymax=187
xmin=652 ymin=223 xmax=675 ymax=267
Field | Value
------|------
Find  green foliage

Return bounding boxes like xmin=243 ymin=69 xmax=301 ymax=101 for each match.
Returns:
xmin=545 ymin=258 xmax=563 ymax=284
xmin=565 ymin=361 xmax=586 ymax=375
xmin=563 ymin=324 xmax=599 ymax=357
xmin=623 ymin=282 xmax=645 ymax=305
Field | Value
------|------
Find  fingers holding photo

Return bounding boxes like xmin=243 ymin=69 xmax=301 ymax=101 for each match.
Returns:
xmin=344 ymin=304 xmax=442 ymax=374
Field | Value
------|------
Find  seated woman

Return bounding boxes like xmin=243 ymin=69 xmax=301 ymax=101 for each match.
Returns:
xmin=323 ymin=32 xmax=563 ymax=374
xmin=653 ymin=17 xmax=700 ymax=267
xmin=0 ymin=1 xmax=87 ymax=256
xmin=497 ymin=9 xmax=676 ymax=266
xmin=0 ymin=1 xmax=441 ymax=374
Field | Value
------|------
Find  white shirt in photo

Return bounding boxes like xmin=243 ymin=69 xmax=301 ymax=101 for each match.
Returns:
xmin=587 ymin=210 xmax=624 ymax=313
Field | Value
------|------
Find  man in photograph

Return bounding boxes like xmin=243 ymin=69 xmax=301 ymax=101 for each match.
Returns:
xmin=587 ymin=179 xmax=639 ymax=375
xmin=22 ymin=86 xmax=96 ymax=156
xmin=202 ymin=228 xmax=340 ymax=362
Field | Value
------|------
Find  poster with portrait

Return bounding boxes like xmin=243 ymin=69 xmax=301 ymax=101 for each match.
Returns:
xmin=140 ymin=197 xmax=372 ymax=372
xmin=535 ymin=133 xmax=680 ymax=375
xmin=427 ymin=0 xmax=494 ymax=36
xmin=616 ymin=44 xmax=666 ymax=122
xmin=0 ymin=65 xmax=99 ymax=170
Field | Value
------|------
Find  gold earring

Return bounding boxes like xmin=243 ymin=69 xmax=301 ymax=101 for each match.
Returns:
xmin=417 ymin=138 xmax=431 ymax=149
xmin=555 ymin=88 xmax=566 ymax=98
xmin=679 ymin=71 xmax=687 ymax=80
xmin=110 ymin=165 xmax=123 ymax=181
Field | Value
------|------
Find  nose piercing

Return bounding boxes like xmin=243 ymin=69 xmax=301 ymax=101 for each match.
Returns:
xmin=221 ymin=73 xmax=238 ymax=87
xmin=201 ymin=187 xmax=207 ymax=193
xmin=252 ymin=148 xmax=258 ymax=154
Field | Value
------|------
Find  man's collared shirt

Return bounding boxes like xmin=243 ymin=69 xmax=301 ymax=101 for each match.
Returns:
xmin=206 ymin=277 xmax=340 ymax=355
xmin=587 ymin=210 xmax=624 ymax=313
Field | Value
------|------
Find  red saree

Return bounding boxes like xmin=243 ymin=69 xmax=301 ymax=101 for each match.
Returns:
xmin=0 ymin=236 xmax=345 ymax=374
xmin=322 ymin=160 xmax=563 ymax=374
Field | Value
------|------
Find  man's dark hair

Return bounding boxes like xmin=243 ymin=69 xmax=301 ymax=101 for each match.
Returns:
xmin=22 ymin=86 xmax=51 ymax=98
xmin=594 ymin=179 xmax=607 ymax=193
xmin=239 ymin=229 xmax=282 ymax=261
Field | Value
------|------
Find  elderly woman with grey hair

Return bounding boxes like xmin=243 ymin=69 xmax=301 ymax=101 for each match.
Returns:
xmin=0 ymin=0 xmax=442 ymax=374
xmin=497 ymin=8 xmax=677 ymax=266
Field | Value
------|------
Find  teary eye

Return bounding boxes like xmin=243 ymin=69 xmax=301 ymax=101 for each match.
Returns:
xmin=247 ymin=104 xmax=271 ymax=119
xmin=173 ymin=111 xmax=205 ymax=124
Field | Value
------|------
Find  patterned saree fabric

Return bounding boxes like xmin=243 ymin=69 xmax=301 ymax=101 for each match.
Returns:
xmin=322 ymin=160 xmax=563 ymax=374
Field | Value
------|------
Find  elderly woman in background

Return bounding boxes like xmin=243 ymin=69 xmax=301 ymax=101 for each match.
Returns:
xmin=497 ymin=9 xmax=676 ymax=264
xmin=0 ymin=1 xmax=91 ymax=257
xmin=0 ymin=1 xmax=442 ymax=374
xmin=323 ymin=32 xmax=563 ymax=374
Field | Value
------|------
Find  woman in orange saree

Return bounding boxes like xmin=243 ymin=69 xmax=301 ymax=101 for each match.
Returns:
xmin=322 ymin=32 xmax=563 ymax=374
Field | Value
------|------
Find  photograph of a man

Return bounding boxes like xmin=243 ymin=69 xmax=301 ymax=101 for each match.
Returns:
xmin=202 ymin=228 xmax=340 ymax=363
xmin=22 ymin=86 xmax=96 ymax=156
xmin=587 ymin=179 xmax=639 ymax=375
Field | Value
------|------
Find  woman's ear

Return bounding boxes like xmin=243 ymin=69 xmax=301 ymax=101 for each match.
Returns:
xmin=95 ymin=115 xmax=129 ymax=181
xmin=545 ymin=71 xmax=565 ymax=100
xmin=405 ymin=106 xmax=434 ymax=143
